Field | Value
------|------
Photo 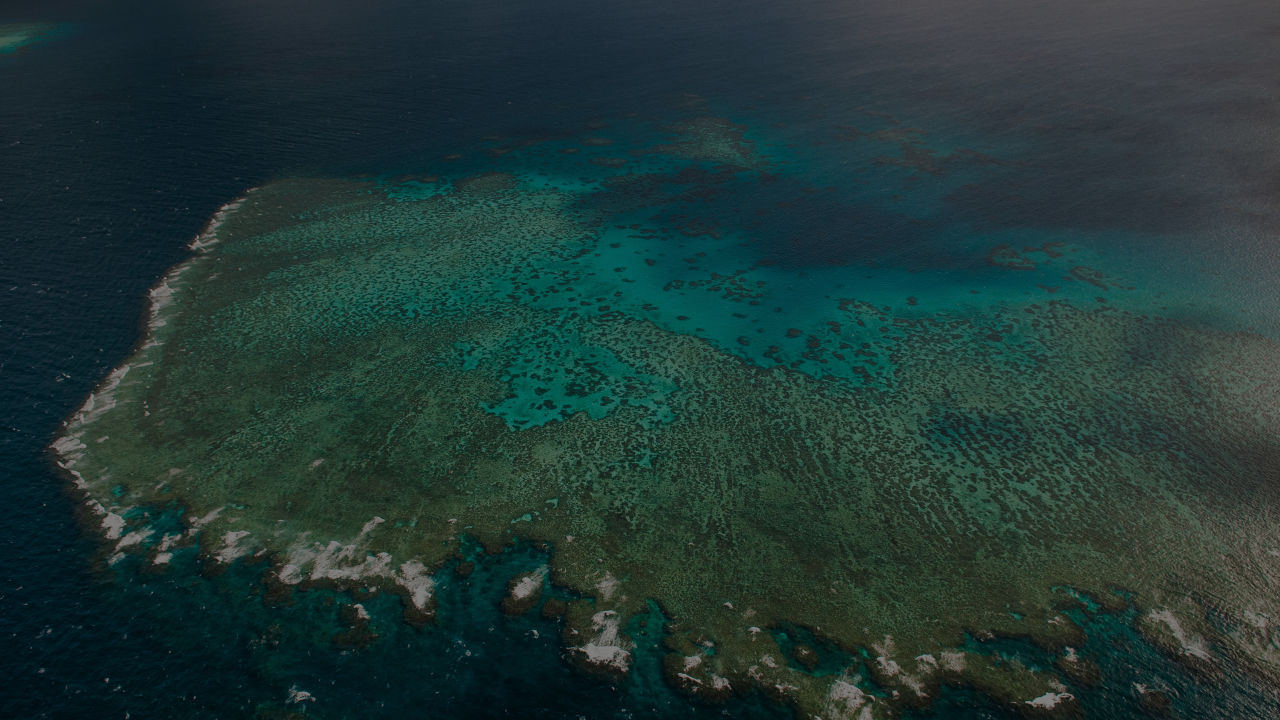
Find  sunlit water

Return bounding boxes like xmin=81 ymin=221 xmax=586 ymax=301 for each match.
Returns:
xmin=3 ymin=0 xmax=1280 ymax=717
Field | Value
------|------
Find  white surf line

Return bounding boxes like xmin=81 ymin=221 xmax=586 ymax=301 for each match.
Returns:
xmin=49 ymin=188 xmax=262 ymax=548
xmin=188 ymin=189 xmax=259 ymax=252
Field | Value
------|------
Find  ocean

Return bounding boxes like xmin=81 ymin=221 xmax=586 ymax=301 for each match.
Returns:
xmin=3 ymin=0 xmax=1280 ymax=717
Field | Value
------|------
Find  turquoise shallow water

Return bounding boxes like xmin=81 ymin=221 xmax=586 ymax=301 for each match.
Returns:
xmin=4 ymin=0 xmax=1280 ymax=717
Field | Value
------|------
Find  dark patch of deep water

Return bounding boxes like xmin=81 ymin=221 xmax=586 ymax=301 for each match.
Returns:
xmin=3 ymin=0 xmax=1280 ymax=717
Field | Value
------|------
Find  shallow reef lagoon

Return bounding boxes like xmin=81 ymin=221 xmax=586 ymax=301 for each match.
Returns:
xmin=5 ymin=0 xmax=1280 ymax=718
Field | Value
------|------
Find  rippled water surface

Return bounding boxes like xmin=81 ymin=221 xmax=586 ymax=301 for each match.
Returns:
xmin=3 ymin=0 xmax=1280 ymax=717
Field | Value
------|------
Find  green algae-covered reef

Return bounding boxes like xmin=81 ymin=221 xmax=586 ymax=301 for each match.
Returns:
xmin=54 ymin=119 xmax=1280 ymax=718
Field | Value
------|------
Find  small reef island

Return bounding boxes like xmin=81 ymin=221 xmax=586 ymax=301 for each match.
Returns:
xmin=54 ymin=114 xmax=1280 ymax=718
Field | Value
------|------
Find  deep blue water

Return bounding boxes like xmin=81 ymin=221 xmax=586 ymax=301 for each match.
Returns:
xmin=3 ymin=0 xmax=1280 ymax=717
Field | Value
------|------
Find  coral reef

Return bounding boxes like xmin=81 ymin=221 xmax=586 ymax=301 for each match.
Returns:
xmin=53 ymin=118 xmax=1280 ymax=717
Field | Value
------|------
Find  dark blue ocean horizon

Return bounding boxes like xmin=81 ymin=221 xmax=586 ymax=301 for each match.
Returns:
xmin=4 ymin=0 xmax=1280 ymax=717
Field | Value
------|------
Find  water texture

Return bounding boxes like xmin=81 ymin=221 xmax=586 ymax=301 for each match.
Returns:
xmin=4 ymin=0 xmax=1280 ymax=717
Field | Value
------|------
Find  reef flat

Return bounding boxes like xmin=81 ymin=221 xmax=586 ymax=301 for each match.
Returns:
xmin=54 ymin=116 xmax=1280 ymax=718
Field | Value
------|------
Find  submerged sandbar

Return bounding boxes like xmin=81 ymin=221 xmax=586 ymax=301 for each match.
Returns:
xmin=0 ymin=23 xmax=57 ymax=54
